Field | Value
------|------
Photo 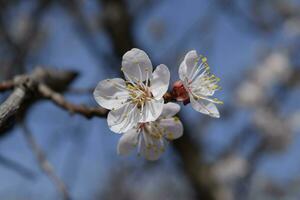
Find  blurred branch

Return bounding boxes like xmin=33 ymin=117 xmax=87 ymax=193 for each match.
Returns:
xmin=0 ymin=0 xmax=52 ymax=77
xmin=214 ymin=0 xmax=280 ymax=33
xmin=0 ymin=153 xmax=36 ymax=180
xmin=0 ymin=67 xmax=78 ymax=133
xmin=173 ymin=133 xmax=217 ymax=200
xmin=99 ymin=0 xmax=136 ymax=57
xmin=61 ymin=0 xmax=115 ymax=66
xmin=38 ymin=83 xmax=107 ymax=118
xmin=0 ymin=80 xmax=14 ymax=92
xmin=215 ymin=0 xmax=300 ymax=35
xmin=21 ymin=122 xmax=71 ymax=200
xmin=0 ymin=67 xmax=108 ymax=133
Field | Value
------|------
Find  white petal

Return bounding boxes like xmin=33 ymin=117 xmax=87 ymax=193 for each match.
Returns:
xmin=179 ymin=50 xmax=198 ymax=81
xmin=190 ymin=75 xmax=215 ymax=96
xmin=93 ymin=78 xmax=129 ymax=110
xmin=107 ymin=103 xmax=140 ymax=133
xmin=122 ymin=48 xmax=153 ymax=82
xmin=160 ymin=102 xmax=180 ymax=118
xmin=140 ymin=98 xmax=164 ymax=123
xmin=117 ymin=128 xmax=140 ymax=155
xmin=140 ymin=134 xmax=166 ymax=161
xmin=189 ymin=95 xmax=220 ymax=118
xmin=150 ymin=64 xmax=170 ymax=99
xmin=159 ymin=118 xmax=183 ymax=140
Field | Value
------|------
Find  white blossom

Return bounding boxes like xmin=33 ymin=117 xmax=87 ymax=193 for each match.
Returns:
xmin=176 ymin=50 xmax=222 ymax=118
xmin=94 ymin=48 xmax=170 ymax=133
xmin=117 ymin=102 xmax=183 ymax=160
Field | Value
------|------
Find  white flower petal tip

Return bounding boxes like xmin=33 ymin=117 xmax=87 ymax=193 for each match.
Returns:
xmin=121 ymin=48 xmax=153 ymax=82
xmin=94 ymin=49 xmax=170 ymax=133
xmin=117 ymin=103 xmax=183 ymax=160
xmin=93 ymin=78 xmax=129 ymax=110
xmin=150 ymin=64 xmax=170 ymax=99
xmin=178 ymin=50 xmax=223 ymax=118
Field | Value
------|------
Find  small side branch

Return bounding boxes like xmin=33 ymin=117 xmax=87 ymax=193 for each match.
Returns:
xmin=0 ymin=80 xmax=14 ymax=92
xmin=38 ymin=84 xmax=107 ymax=118
xmin=21 ymin=122 xmax=72 ymax=200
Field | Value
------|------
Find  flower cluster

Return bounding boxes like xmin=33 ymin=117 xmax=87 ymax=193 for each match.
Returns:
xmin=94 ymin=48 xmax=222 ymax=160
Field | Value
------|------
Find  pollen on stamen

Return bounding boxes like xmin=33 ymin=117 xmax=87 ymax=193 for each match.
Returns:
xmin=214 ymin=98 xmax=224 ymax=104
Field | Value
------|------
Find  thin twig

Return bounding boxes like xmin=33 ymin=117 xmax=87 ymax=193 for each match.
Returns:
xmin=0 ymin=80 xmax=14 ymax=92
xmin=0 ymin=68 xmax=78 ymax=133
xmin=38 ymin=83 xmax=107 ymax=118
xmin=21 ymin=122 xmax=72 ymax=200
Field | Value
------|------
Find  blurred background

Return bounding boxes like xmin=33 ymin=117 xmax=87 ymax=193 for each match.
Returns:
xmin=0 ymin=0 xmax=300 ymax=199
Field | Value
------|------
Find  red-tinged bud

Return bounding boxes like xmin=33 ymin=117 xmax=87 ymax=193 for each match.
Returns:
xmin=172 ymin=80 xmax=190 ymax=104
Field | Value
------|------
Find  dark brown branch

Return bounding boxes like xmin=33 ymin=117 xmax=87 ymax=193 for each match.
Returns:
xmin=38 ymin=83 xmax=107 ymax=118
xmin=21 ymin=122 xmax=72 ymax=200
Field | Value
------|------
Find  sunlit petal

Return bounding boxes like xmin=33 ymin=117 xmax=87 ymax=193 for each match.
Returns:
xmin=107 ymin=103 xmax=140 ymax=133
xmin=117 ymin=128 xmax=140 ymax=155
xmin=93 ymin=78 xmax=129 ymax=110
xmin=150 ymin=64 xmax=170 ymax=99
xmin=140 ymin=98 xmax=164 ymax=123
xmin=122 ymin=48 xmax=153 ymax=82
xmin=189 ymin=94 xmax=220 ymax=118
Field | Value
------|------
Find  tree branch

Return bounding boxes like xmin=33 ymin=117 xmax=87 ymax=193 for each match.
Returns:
xmin=0 ymin=67 xmax=78 ymax=133
xmin=0 ymin=80 xmax=14 ymax=92
xmin=38 ymin=83 xmax=107 ymax=118
xmin=21 ymin=122 xmax=72 ymax=200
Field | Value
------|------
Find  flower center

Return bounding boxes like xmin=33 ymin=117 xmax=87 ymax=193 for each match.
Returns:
xmin=127 ymin=83 xmax=152 ymax=109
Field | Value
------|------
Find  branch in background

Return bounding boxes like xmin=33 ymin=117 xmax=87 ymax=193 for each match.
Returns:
xmin=38 ymin=83 xmax=107 ymax=118
xmin=0 ymin=80 xmax=14 ymax=92
xmin=173 ymin=117 xmax=217 ymax=200
xmin=0 ymin=0 xmax=52 ymax=78
xmin=0 ymin=67 xmax=78 ymax=134
xmin=99 ymin=0 xmax=136 ymax=57
xmin=21 ymin=122 xmax=72 ymax=200
xmin=61 ymin=0 xmax=115 ymax=67
xmin=0 ymin=153 xmax=36 ymax=180
xmin=0 ymin=67 xmax=108 ymax=133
